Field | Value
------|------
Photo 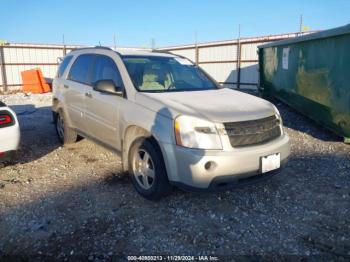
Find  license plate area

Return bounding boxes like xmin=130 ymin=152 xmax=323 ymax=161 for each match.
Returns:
xmin=261 ymin=153 xmax=280 ymax=173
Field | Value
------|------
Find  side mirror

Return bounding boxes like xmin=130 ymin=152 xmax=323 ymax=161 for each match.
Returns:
xmin=93 ymin=80 xmax=123 ymax=96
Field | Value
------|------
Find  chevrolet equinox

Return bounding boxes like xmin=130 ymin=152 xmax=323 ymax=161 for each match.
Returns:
xmin=52 ymin=47 xmax=290 ymax=200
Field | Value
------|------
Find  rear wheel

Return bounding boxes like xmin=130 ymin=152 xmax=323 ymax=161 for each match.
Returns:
xmin=129 ymin=138 xmax=172 ymax=200
xmin=55 ymin=111 xmax=78 ymax=145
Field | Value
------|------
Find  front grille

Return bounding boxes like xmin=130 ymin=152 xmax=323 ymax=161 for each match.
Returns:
xmin=224 ymin=115 xmax=281 ymax=147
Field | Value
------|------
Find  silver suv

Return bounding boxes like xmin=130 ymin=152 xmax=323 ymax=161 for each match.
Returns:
xmin=52 ymin=47 xmax=290 ymax=200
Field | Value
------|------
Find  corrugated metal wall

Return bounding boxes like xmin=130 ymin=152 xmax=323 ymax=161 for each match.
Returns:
xmin=159 ymin=32 xmax=315 ymax=89
xmin=0 ymin=65 xmax=3 ymax=87
xmin=0 ymin=44 xmax=80 ymax=93
xmin=0 ymin=32 xmax=316 ymax=93
xmin=170 ymin=49 xmax=196 ymax=62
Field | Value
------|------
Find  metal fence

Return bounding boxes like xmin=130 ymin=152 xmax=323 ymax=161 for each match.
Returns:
xmin=0 ymin=31 xmax=316 ymax=93
xmin=159 ymin=31 xmax=315 ymax=89
xmin=0 ymin=43 xmax=81 ymax=93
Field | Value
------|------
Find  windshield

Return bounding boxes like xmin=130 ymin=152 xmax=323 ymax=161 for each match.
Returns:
xmin=122 ymin=55 xmax=218 ymax=92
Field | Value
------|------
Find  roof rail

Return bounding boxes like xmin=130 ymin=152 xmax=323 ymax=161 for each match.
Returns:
xmin=152 ymin=49 xmax=172 ymax=54
xmin=70 ymin=46 xmax=113 ymax=52
xmin=94 ymin=46 xmax=112 ymax=50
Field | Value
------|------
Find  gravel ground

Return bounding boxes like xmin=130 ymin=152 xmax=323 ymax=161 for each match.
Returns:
xmin=0 ymin=92 xmax=349 ymax=261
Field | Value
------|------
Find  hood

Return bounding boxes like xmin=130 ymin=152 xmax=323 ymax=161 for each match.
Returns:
xmin=135 ymin=88 xmax=276 ymax=123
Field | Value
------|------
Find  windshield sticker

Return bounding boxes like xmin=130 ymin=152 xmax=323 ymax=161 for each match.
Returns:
xmin=174 ymin=58 xmax=193 ymax=66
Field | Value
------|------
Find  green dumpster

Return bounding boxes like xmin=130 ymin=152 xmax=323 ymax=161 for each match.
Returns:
xmin=258 ymin=24 xmax=350 ymax=143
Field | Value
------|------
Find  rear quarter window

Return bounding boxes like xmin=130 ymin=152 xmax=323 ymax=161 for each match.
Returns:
xmin=56 ymin=55 xmax=73 ymax=78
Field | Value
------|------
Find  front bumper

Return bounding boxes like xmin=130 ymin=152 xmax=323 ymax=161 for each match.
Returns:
xmin=172 ymin=158 xmax=288 ymax=192
xmin=162 ymin=134 xmax=290 ymax=189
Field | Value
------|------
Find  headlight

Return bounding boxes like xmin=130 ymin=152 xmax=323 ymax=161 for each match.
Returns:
xmin=272 ymin=105 xmax=281 ymax=119
xmin=272 ymin=105 xmax=284 ymax=134
xmin=174 ymin=115 xmax=222 ymax=150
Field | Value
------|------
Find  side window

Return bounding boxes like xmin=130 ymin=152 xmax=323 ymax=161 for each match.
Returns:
xmin=68 ymin=54 xmax=94 ymax=84
xmin=57 ymin=55 xmax=73 ymax=78
xmin=91 ymin=55 xmax=123 ymax=87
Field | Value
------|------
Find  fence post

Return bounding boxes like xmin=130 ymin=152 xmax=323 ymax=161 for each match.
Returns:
xmin=0 ymin=46 xmax=8 ymax=93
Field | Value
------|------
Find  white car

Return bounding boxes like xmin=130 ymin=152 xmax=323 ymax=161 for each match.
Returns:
xmin=0 ymin=101 xmax=20 ymax=162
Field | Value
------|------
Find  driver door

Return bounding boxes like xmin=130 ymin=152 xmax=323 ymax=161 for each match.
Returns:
xmin=84 ymin=54 xmax=125 ymax=149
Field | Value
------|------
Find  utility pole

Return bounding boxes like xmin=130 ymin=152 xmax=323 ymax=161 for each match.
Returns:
xmin=238 ymin=23 xmax=241 ymax=39
xmin=195 ymin=31 xmax=199 ymax=65
xmin=113 ymin=34 xmax=117 ymax=50
xmin=299 ymin=14 xmax=303 ymax=34
xmin=62 ymin=34 xmax=66 ymax=55
xmin=151 ymin=38 xmax=155 ymax=50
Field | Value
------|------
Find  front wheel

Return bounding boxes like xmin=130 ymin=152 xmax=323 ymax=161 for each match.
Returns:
xmin=129 ymin=138 xmax=172 ymax=200
xmin=55 ymin=111 xmax=78 ymax=145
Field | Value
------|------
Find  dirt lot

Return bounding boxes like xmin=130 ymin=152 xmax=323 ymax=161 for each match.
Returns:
xmin=0 ymin=92 xmax=349 ymax=261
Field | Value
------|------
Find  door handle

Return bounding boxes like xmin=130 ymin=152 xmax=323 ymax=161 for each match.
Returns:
xmin=63 ymin=85 xmax=69 ymax=89
xmin=85 ymin=92 xmax=92 ymax=98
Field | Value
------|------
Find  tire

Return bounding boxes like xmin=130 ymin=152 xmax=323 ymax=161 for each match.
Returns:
xmin=55 ymin=110 xmax=78 ymax=145
xmin=128 ymin=137 xmax=172 ymax=200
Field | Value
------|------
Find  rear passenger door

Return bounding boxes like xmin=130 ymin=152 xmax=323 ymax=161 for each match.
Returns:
xmin=65 ymin=54 xmax=94 ymax=133
xmin=84 ymin=54 xmax=124 ymax=149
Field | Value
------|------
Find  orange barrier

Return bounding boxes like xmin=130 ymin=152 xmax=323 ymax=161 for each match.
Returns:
xmin=21 ymin=69 xmax=51 ymax=93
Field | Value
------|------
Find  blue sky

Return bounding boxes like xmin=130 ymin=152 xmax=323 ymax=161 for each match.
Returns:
xmin=2 ymin=0 xmax=349 ymax=47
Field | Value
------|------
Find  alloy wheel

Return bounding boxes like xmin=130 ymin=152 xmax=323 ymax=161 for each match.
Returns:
xmin=132 ymin=149 xmax=155 ymax=190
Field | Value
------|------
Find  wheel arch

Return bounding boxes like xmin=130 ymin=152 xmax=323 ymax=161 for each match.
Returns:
xmin=52 ymin=98 xmax=60 ymax=122
xmin=52 ymin=97 xmax=60 ymax=112
xmin=52 ymin=99 xmax=75 ymax=129
xmin=122 ymin=125 xmax=164 ymax=173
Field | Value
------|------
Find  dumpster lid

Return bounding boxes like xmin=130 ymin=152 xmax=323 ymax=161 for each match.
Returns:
xmin=258 ymin=24 xmax=350 ymax=49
